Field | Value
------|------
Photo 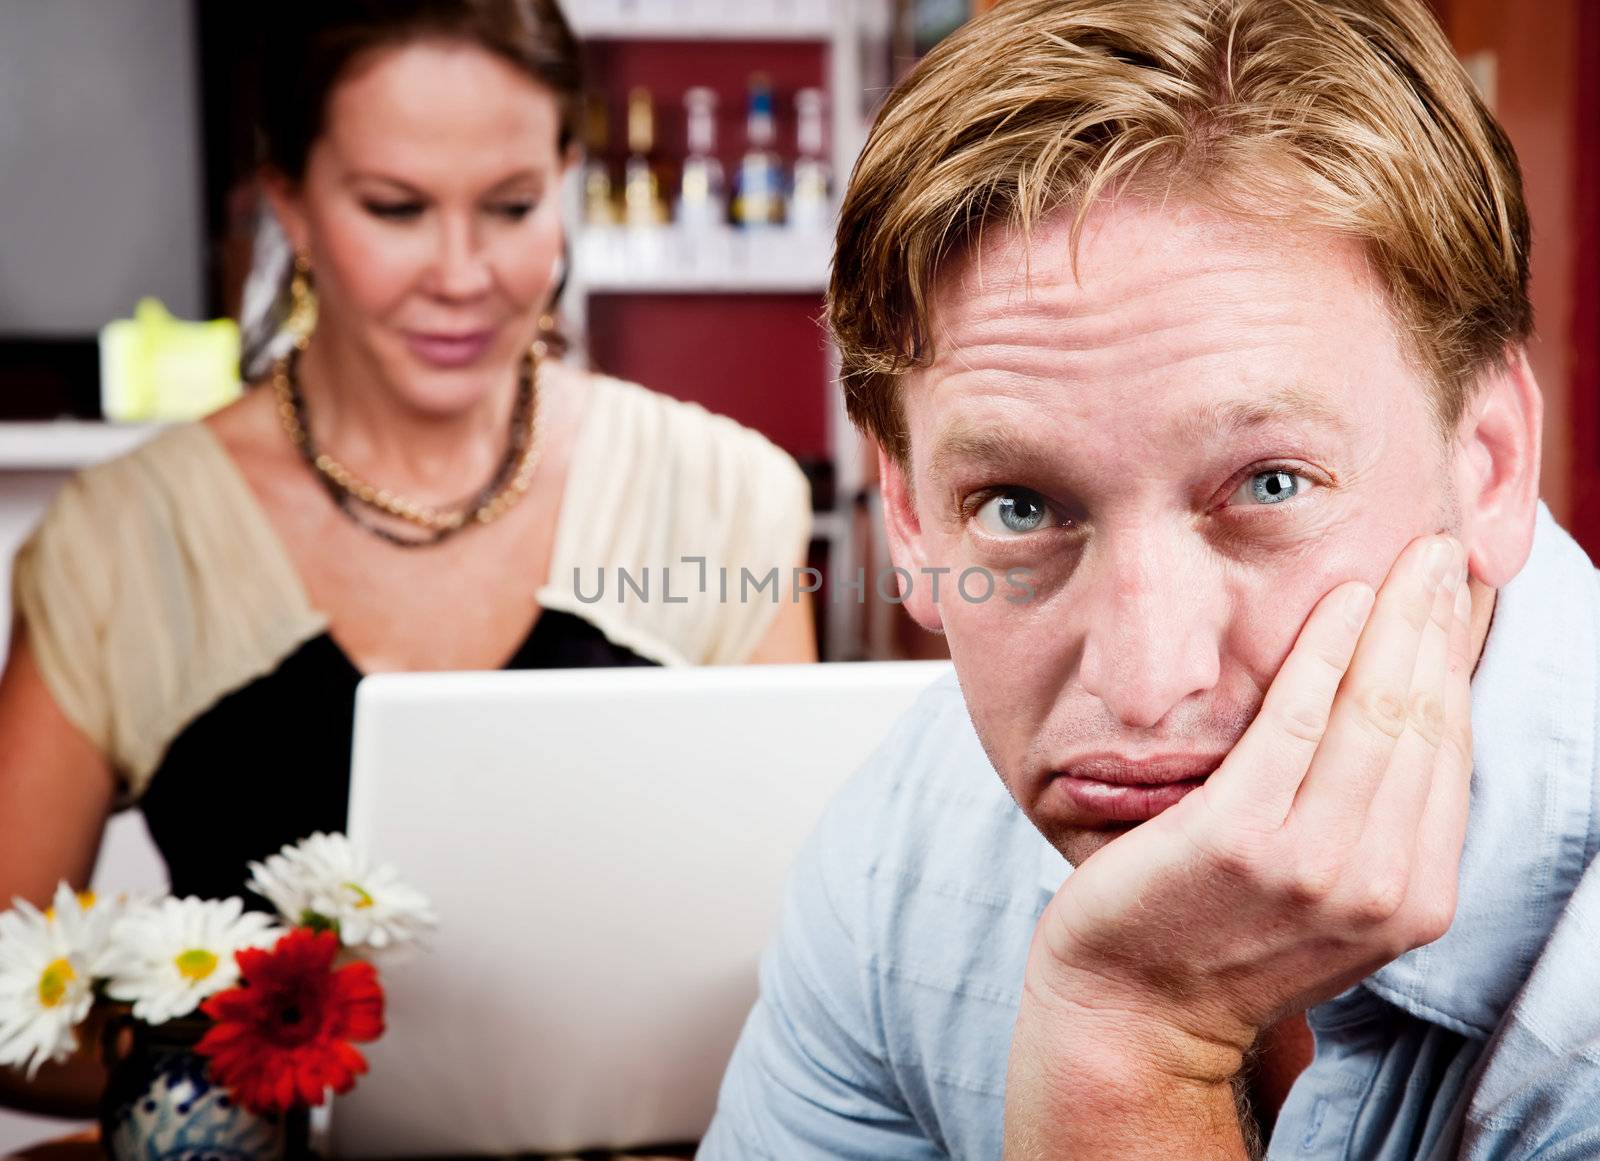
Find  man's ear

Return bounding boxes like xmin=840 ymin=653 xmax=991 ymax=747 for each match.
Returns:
xmin=260 ymin=169 xmax=311 ymax=257
xmin=1454 ymin=347 xmax=1543 ymax=588
xmin=878 ymin=445 xmax=945 ymax=633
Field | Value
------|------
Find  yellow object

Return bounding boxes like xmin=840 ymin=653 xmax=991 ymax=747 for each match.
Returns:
xmin=99 ymin=298 xmax=242 ymax=423
xmin=36 ymin=958 xmax=75 ymax=1008
xmin=173 ymin=948 xmax=219 ymax=983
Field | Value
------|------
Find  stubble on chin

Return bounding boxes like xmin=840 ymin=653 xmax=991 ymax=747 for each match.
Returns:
xmin=1041 ymin=821 xmax=1134 ymax=870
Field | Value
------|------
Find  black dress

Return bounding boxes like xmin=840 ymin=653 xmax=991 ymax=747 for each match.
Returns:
xmin=139 ymin=609 xmax=656 ymax=901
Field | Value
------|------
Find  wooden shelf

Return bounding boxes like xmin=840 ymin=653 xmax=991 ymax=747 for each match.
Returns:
xmin=573 ymin=227 xmax=831 ymax=295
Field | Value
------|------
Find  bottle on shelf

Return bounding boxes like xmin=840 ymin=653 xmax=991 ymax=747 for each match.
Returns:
xmin=732 ymin=74 xmax=785 ymax=229
xmin=678 ymin=87 xmax=727 ymax=232
xmin=623 ymin=86 xmax=669 ymax=229
xmin=789 ymin=87 xmax=832 ymax=233
xmin=582 ymin=94 xmax=618 ymax=228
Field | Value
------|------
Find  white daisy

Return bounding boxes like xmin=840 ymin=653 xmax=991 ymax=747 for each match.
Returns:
xmin=0 ymin=884 xmax=98 ymax=1077
xmin=248 ymin=832 xmax=436 ymax=953
xmin=53 ymin=885 xmax=128 ymax=971
xmin=101 ymin=896 xmax=280 ymax=1025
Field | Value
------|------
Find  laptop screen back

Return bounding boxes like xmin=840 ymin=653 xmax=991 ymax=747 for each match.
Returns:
xmin=329 ymin=661 xmax=952 ymax=1158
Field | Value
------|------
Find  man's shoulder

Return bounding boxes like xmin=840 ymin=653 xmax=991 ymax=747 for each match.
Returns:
xmin=1460 ymin=850 xmax=1600 ymax=1152
xmin=1498 ymin=847 xmax=1600 ymax=1044
xmin=776 ymin=668 xmax=1045 ymax=1137
xmin=821 ymin=669 xmax=986 ymax=814
xmin=811 ymin=669 xmax=1039 ymax=882
xmin=803 ymin=668 xmax=1049 ymax=984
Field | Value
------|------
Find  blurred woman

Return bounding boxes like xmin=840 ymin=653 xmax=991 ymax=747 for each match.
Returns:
xmin=0 ymin=0 xmax=813 ymax=1113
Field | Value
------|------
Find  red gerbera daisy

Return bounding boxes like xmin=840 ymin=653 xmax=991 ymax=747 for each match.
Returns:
xmin=196 ymin=927 xmax=385 ymax=1115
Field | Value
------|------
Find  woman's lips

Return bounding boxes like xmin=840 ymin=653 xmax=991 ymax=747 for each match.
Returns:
xmin=405 ymin=329 xmax=495 ymax=368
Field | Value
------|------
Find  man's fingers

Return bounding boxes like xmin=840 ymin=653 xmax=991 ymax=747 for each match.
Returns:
xmin=1203 ymin=580 xmax=1374 ymax=825
xmin=1288 ymin=536 xmax=1460 ymax=840
xmin=1350 ymin=554 xmax=1463 ymax=891
xmin=1400 ymin=579 xmax=1476 ymax=939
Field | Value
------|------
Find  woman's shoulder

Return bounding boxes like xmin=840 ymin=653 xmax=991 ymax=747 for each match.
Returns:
xmin=78 ymin=418 xmax=223 ymax=482
xmin=30 ymin=422 xmax=241 ymax=556
xmin=573 ymin=370 xmax=808 ymax=501
xmin=26 ymin=413 xmax=295 ymax=600
xmin=538 ymin=369 xmax=813 ymax=667
xmin=13 ymin=409 xmax=323 ymax=791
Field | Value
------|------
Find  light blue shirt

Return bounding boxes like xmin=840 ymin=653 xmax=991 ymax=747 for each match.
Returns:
xmin=702 ymin=505 xmax=1600 ymax=1160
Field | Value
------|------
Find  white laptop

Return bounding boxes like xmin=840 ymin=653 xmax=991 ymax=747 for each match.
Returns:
xmin=328 ymin=660 xmax=952 ymax=1158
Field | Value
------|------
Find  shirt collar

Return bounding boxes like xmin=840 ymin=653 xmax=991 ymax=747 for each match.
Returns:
xmin=1037 ymin=504 xmax=1600 ymax=1038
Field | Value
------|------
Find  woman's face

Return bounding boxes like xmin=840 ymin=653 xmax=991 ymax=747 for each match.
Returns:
xmin=268 ymin=39 xmax=568 ymax=415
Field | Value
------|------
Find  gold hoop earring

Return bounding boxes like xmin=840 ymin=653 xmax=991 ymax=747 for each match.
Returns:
xmin=286 ymin=251 xmax=318 ymax=349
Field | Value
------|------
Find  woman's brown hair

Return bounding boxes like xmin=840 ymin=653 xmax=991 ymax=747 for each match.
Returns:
xmin=258 ymin=0 xmax=582 ymax=180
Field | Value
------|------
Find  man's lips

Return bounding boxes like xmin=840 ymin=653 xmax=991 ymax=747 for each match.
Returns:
xmin=1047 ymin=753 xmax=1227 ymax=823
xmin=1056 ymin=753 xmax=1228 ymax=785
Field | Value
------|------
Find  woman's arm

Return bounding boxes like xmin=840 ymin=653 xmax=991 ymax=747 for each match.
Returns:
xmin=0 ymin=627 xmax=114 ymax=903
xmin=0 ymin=624 xmax=117 ymax=1116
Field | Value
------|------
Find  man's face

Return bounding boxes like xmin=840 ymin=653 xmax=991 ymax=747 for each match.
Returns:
xmin=890 ymin=200 xmax=1458 ymax=866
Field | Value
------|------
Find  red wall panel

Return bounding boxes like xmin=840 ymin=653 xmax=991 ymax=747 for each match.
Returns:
xmin=586 ymin=292 xmax=830 ymax=460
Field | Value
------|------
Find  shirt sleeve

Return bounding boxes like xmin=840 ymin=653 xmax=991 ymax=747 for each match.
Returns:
xmin=699 ymin=826 xmax=941 ymax=1161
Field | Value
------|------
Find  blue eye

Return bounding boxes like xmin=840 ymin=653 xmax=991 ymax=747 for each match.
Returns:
xmin=974 ymin=489 xmax=1053 ymax=536
xmin=1233 ymin=469 xmax=1312 ymax=506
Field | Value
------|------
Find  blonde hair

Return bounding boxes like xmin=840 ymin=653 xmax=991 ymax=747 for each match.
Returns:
xmin=832 ymin=0 xmax=1532 ymax=461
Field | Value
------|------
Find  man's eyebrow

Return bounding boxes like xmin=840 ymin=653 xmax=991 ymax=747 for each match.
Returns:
xmin=1175 ymin=385 xmax=1353 ymax=444
xmin=925 ymin=385 xmax=1350 ymax=481
xmin=927 ymin=421 xmax=1050 ymax=482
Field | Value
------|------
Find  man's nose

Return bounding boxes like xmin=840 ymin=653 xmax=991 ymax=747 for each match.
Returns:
xmin=1075 ymin=534 xmax=1223 ymax=729
xmin=428 ymin=216 xmax=493 ymax=301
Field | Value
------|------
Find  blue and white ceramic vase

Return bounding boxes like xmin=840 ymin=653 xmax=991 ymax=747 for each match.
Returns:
xmin=98 ymin=1015 xmax=304 ymax=1161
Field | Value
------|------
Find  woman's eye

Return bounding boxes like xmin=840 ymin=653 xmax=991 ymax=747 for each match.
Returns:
xmin=363 ymin=201 xmax=424 ymax=222
xmin=1230 ymin=468 xmax=1315 ymax=507
xmin=973 ymin=489 xmax=1055 ymax=537
xmin=490 ymin=201 xmax=536 ymax=221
